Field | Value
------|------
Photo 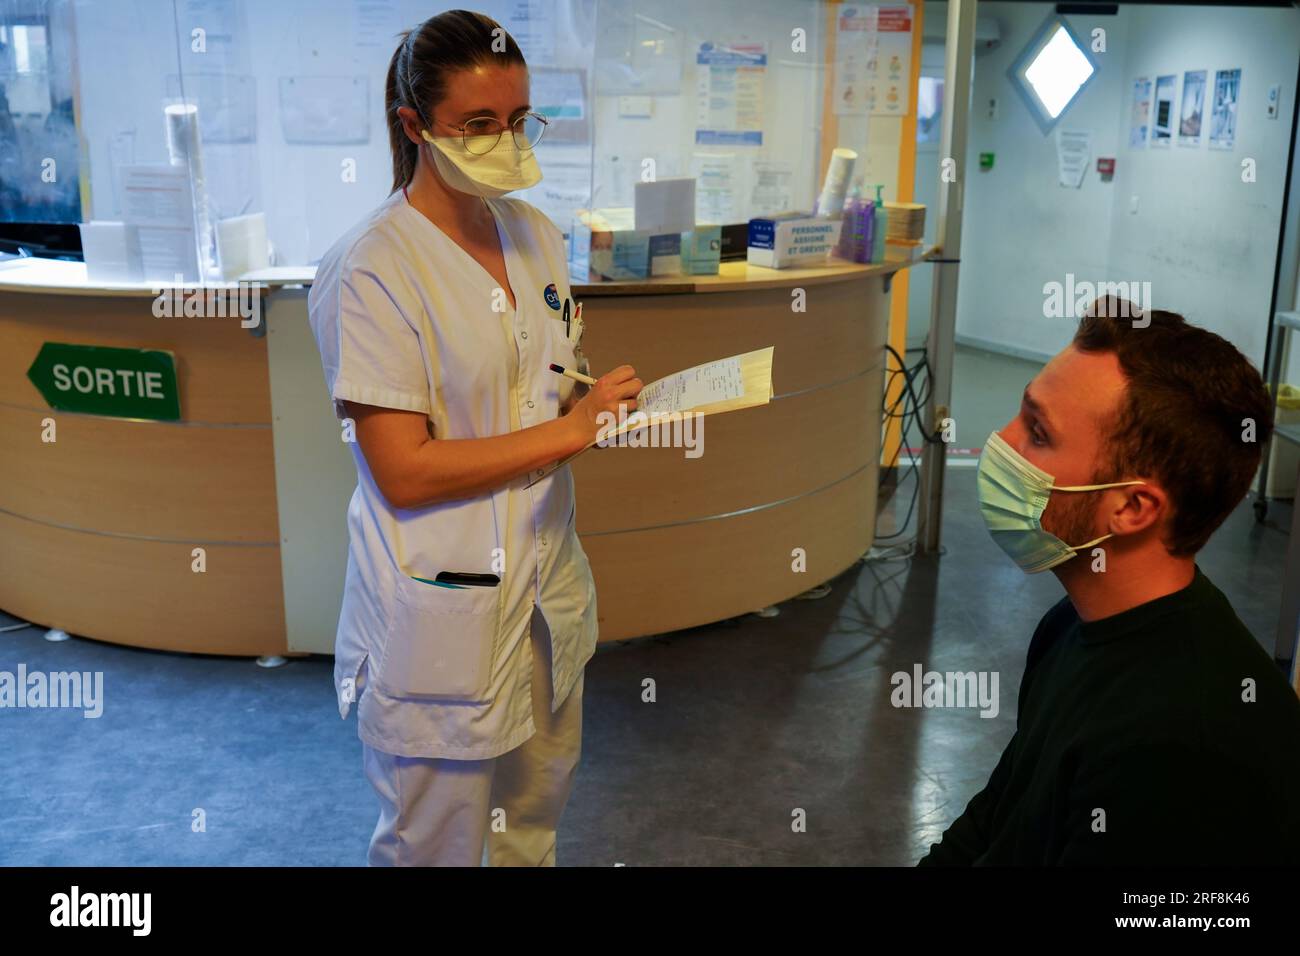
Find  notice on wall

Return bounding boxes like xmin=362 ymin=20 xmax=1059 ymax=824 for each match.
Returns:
xmin=1209 ymin=68 xmax=1240 ymax=151
xmin=691 ymin=153 xmax=740 ymax=224
xmin=749 ymin=160 xmax=793 ymax=216
xmin=184 ymin=0 xmax=240 ymax=66
xmin=1056 ymin=128 xmax=1091 ymax=189
xmin=1178 ymin=69 xmax=1207 ymax=147
xmin=833 ymin=5 xmax=878 ymax=116
xmin=119 ymin=164 xmax=201 ymax=282
xmin=506 ymin=0 xmax=557 ymax=67
xmin=352 ymin=0 xmax=402 ymax=49
xmin=1152 ymin=74 xmax=1177 ymax=147
xmin=866 ymin=5 xmax=913 ymax=116
xmin=1128 ymin=76 xmax=1151 ymax=148
xmin=695 ymin=42 xmax=767 ymax=147
xmin=521 ymin=157 xmax=592 ymax=231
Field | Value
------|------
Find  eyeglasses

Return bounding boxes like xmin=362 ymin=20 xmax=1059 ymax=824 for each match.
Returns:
xmin=434 ymin=111 xmax=549 ymax=155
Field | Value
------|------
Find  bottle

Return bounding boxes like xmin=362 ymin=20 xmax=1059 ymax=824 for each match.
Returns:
xmin=855 ymin=185 xmax=875 ymax=263
xmin=871 ymin=184 xmax=888 ymax=263
xmin=836 ymin=179 xmax=864 ymax=260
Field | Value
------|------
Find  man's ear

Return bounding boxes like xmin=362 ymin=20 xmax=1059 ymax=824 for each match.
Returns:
xmin=1105 ymin=480 xmax=1167 ymax=539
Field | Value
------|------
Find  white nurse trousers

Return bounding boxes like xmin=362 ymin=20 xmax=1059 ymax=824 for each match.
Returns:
xmin=361 ymin=604 xmax=584 ymax=866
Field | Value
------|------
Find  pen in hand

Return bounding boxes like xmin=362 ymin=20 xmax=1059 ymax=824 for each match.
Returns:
xmin=548 ymin=362 xmax=598 ymax=386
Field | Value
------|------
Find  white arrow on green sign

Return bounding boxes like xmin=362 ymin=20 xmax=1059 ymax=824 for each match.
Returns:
xmin=27 ymin=342 xmax=181 ymax=421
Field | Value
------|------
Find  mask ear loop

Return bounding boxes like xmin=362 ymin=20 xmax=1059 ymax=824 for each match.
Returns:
xmin=1052 ymin=480 xmax=1148 ymax=553
xmin=1050 ymin=479 xmax=1146 ymax=492
xmin=415 ymin=103 xmax=435 ymax=145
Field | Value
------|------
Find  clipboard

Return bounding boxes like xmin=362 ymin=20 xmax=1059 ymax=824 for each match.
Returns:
xmin=526 ymin=345 xmax=775 ymax=487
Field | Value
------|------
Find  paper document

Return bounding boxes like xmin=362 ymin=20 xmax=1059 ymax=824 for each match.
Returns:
xmin=527 ymin=346 xmax=775 ymax=484
xmin=638 ymin=355 xmax=745 ymax=415
xmin=119 ymin=164 xmax=201 ymax=282
xmin=1056 ymin=129 xmax=1090 ymax=189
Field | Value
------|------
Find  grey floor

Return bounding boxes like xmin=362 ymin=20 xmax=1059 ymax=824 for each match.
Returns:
xmin=1 ymin=348 xmax=1293 ymax=866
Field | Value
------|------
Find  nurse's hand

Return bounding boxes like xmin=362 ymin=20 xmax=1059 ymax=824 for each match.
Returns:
xmin=566 ymin=364 xmax=642 ymax=446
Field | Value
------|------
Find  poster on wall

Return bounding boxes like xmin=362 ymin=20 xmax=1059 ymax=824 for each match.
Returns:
xmin=1128 ymin=76 xmax=1152 ymax=148
xmin=833 ymin=5 xmax=879 ymax=116
xmin=531 ymin=68 xmax=590 ymax=144
xmin=1151 ymin=74 xmax=1177 ymax=147
xmin=184 ymin=0 xmax=241 ymax=66
xmin=1056 ymin=128 xmax=1091 ymax=188
xmin=749 ymin=159 xmax=794 ymax=216
xmin=691 ymin=153 xmax=740 ymax=223
xmin=351 ymin=0 xmax=402 ymax=50
xmin=506 ymin=0 xmax=557 ymax=67
xmin=1178 ymin=69 xmax=1207 ymax=147
xmin=695 ymin=42 xmax=767 ymax=147
xmin=1209 ymin=68 xmax=1241 ymax=151
xmin=867 ymin=5 xmax=913 ymax=117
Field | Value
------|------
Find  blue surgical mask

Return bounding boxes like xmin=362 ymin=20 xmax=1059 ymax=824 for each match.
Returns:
xmin=977 ymin=430 xmax=1145 ymax=573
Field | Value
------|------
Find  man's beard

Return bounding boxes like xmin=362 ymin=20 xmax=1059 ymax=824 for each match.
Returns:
xmin=1042 ymin=488 xmax=1101 ymax=551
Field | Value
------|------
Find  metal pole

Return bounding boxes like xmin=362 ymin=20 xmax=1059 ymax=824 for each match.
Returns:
xmin=916 ymin=0 xmax=977 ymax=554
xmin=1254 ymin=51 xmax=1300 ymax=523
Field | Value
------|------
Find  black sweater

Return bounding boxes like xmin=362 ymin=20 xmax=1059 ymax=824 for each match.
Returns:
xmin=918 ymin=566 xmax=1300 ymax=865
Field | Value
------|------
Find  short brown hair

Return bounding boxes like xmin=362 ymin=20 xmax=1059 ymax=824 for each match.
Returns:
xmin=1073 ymin=298 xmax=1273 ymax=556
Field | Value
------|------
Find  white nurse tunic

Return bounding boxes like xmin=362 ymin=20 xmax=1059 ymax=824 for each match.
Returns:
xmin=306 ymin=188 xmax=599 ymax=760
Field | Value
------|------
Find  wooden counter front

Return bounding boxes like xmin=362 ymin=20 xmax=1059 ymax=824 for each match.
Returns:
xmin=571 ymin=265 xmax=892 ymax=640
xmin=0 ymin=288 xmax=287 ymax=655
xmin=0 ymin=255 xmax=913 ymax=653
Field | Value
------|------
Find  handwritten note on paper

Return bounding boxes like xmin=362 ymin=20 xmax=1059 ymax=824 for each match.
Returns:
xmin=637 ymin=356 xmax=746 ymax=416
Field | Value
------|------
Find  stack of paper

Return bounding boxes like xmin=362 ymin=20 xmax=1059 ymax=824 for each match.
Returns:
xmin=528 ymin=346 xmax=775 ymax=483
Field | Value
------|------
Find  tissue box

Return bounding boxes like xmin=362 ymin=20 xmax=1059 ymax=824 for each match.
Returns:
xmin=648 ymin=233 xmax=682 ymax=276
xmin=747 ymin=213 xmax=842 ymax=269
xmin=569 ymin=208 xmax=651 ymax=281
xmin=681 ymin=225 xmax=722 ymax=274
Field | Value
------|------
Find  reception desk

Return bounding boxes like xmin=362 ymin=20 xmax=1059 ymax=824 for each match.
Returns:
xmin=0 ymin=254 xmax=922 ymax=655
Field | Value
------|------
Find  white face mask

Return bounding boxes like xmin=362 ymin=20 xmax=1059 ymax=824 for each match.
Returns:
xmin=420 ymin=128 xmax=542 ymax=199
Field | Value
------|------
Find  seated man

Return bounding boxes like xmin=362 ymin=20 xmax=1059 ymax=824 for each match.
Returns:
xmin=919 ymin=299 xmax=1300 ymax=865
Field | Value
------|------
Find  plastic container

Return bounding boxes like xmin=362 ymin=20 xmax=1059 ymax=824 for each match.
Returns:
xmin=1266 ymin=383 xmax=1300 ymax=498
xmin=835 ymin=178 xmax=873 ymax=262
xmin=870 ymin=184 xmax=888 ymax=263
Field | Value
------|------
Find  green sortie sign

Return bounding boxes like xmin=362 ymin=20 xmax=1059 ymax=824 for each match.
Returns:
xmin=27 ymin=342 xmax=181 ymax=421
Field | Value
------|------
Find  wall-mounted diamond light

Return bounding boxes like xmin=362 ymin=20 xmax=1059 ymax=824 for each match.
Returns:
xmin=1008 ymin=15 xmax=1098 ymax=134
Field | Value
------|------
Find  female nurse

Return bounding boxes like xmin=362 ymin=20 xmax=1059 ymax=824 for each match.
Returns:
xmin=306 ymin=9 xmax=641 ymax=866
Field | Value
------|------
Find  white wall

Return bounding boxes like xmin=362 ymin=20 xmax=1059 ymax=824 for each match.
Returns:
xmin=955 ymin=1 xmax=1130 ymax=361
xmin=948 ymin=1 xmax=1300 ymax=369
xmin=1106 ymin=4 xmax=1299 ymax=368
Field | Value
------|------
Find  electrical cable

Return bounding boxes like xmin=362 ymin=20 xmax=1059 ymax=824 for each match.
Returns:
xmin=874 ymin=344 xmax=946 ymax=541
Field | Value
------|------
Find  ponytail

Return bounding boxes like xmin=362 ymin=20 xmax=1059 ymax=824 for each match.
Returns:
xmin=385 ymin=31 xmax=419 ymax=194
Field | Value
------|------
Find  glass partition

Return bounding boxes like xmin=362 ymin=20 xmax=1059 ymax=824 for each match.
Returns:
xmin=4 ymin=0 xmax=898 ymax=276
